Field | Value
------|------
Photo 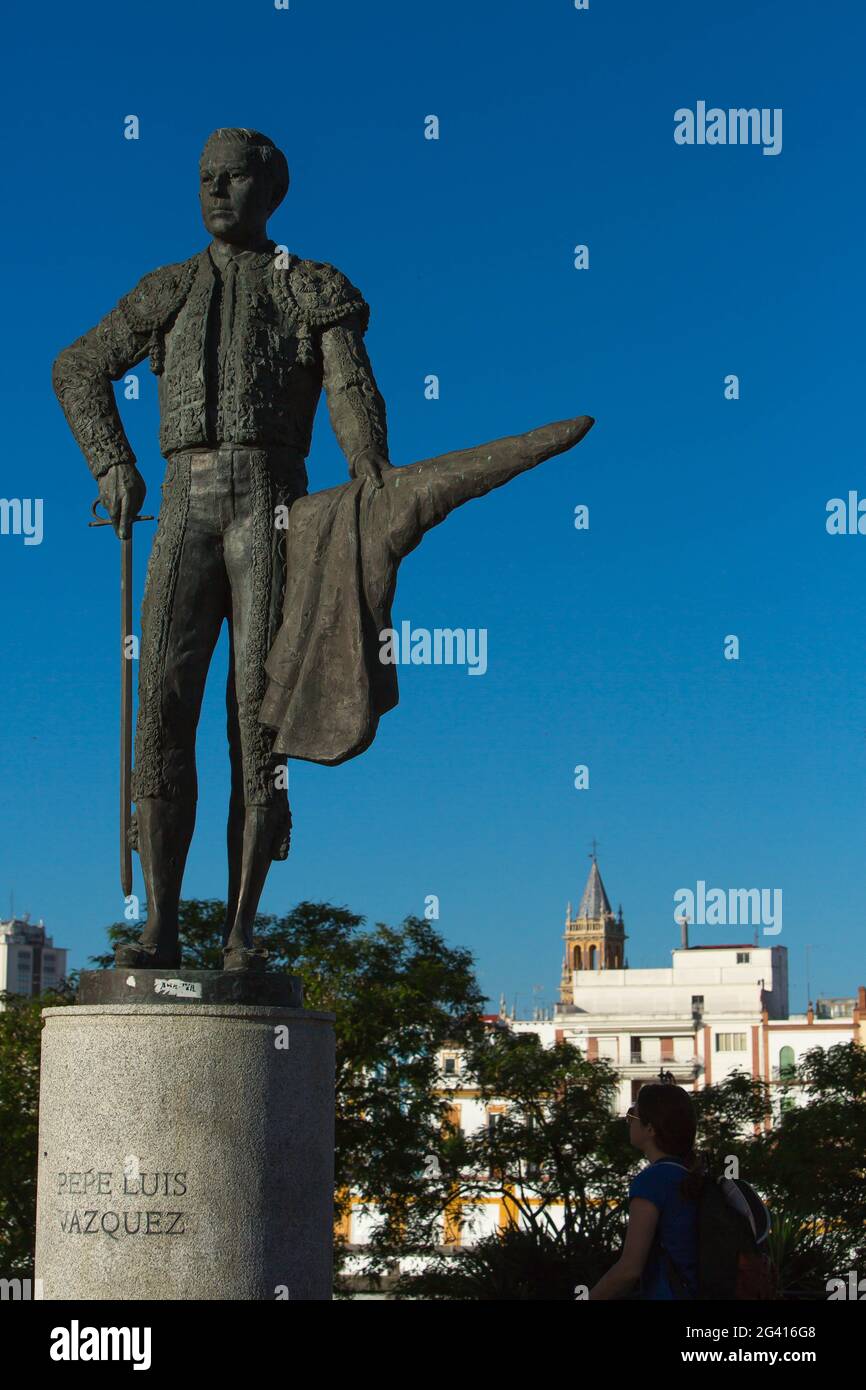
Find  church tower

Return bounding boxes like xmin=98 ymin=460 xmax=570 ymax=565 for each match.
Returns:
xmin=559 ymin=850 xmax=627 ymax=1005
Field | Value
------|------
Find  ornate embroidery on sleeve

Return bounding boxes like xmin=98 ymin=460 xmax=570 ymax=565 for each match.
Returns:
xmin=320 ymin=321 xmax=389 ymax=467
xmin=52 ymin=257 xmax=198 ymax=479
xmin=51 ymin=306 xmax=146 ymax=477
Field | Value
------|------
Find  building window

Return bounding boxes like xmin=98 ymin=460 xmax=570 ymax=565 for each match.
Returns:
xmin=525 ymin=1115 xmax=540 ymax=1180
xmin=487 ymin=1110 xmax=504 ymax=1180
xmin=444 ymin=1057 xmax=456 ymax=1075
xmin=630 ymin=1036 xmax=642 ymax=1063
xmin=586 ymin=1036 xmax=598 ymax=1061
xmin=736 ymin=952 xmax=750 ymax=964
xmin=444 ymin=1104 xmax=462 ymax=1136
xmin=715 ymin=1033 xmax=747 ymax=1052
xmin=778 ymin=1045 xmax=796 ymax=1080
xmin=660 ymin=1036 xmax=674 ymax=1062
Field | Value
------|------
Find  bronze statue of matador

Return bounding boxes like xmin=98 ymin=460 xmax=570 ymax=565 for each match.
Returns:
xmin=53 ymin=127 xmax=593 ymax=971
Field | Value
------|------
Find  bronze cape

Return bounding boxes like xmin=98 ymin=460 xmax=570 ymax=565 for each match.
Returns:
xmin=260 ymin=415 xmax=594 ymax=764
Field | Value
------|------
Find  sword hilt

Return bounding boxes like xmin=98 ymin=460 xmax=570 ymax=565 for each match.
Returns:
xmin=88 ymin=498 xmax=153 ymax=528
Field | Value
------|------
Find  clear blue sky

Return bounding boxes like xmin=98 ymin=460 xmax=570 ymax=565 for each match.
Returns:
xmin=1 ymin=0 xmax=864 ymax=1014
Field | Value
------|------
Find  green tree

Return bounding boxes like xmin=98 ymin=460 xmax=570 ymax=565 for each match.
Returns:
xmin=747 ymin=1042 xmax=866 ymax=1295
xmin=690 ymin=1068 xmax=773 ymax=1165
xmin=388 ymin=1049 xmax=866 ymax=1301
xmin=0 ymin=982 xmax=75 ymax=1275
xmin=390 ymin=1030 xmax=635 ymax=1299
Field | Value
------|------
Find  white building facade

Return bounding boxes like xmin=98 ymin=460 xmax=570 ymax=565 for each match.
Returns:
xmin=340 ymin=858 xmax=864 ymax=1256
xmin=533 ymin=857 xmax=860 ymax=1121
xmin=0 ymin=917 xmax=68 ymax=1001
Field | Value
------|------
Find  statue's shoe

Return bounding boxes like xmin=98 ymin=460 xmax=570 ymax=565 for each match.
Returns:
xmin=223 ymin=945 xmax=269 ymax=973
xmin=114 ymin=942 xmax=181 ymax=969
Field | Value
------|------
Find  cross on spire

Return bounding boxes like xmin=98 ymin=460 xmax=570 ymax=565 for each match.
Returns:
xmin=588 ymin=837 xmax=600 ymax=862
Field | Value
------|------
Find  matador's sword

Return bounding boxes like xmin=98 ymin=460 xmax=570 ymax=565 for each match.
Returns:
xmin=89 ymin=498 xmax=153 ymax=898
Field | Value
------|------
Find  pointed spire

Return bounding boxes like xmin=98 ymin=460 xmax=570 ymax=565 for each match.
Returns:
xmin=578 ymin=858 xmax=613 ymax=919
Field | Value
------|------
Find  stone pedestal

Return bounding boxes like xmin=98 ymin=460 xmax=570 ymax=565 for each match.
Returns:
xmin=34 ymin=986 xmax=335 ymax=1300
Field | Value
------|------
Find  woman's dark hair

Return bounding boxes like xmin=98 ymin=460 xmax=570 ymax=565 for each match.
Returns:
xmin=636 ymin=1083 xmax=704 ymax=1199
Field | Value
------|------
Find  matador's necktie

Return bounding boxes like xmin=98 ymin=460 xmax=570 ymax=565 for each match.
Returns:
xmin=218 ymin=254 xmax=238 ymax=381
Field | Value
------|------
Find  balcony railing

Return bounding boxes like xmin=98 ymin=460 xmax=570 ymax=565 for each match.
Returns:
xmin=624 ymin=1056 xmax=701 ymax=1076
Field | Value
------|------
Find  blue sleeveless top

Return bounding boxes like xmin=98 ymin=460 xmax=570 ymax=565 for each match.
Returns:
xmin=628 ymin=1158 xmax=699 ymax=1299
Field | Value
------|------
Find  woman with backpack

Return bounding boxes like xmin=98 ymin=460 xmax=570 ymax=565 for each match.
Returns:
xmin=588 ymin=1083 xmax=701 ymax=1300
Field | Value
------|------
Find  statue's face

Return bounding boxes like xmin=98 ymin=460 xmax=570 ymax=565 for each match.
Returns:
xmin=199 ymin=146 xmax=274 ymax=245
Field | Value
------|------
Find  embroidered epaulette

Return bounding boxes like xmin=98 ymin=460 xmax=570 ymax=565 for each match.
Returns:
xmin=272 ymin=256 xmax=370 ymax=365
xmin=116 ymin=256 xmax=200 ymax=371
xmin=117 ymin=256 xmax=200 ymax=332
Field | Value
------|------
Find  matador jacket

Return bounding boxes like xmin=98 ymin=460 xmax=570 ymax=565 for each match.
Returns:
xmin=52 ymin=242 xmax=389 ymax=478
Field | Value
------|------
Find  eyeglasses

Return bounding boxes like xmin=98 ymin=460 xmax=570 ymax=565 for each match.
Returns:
xmin=624 ymin=1107 xmax=639 ymax=1122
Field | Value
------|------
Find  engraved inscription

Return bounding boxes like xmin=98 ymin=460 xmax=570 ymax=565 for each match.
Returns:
xmin=56 ymin=1167 xmax=189 ymax=1237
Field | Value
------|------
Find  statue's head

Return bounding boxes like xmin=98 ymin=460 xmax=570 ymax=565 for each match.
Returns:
xmin=199 ymin=128 xmax=290 ymax=245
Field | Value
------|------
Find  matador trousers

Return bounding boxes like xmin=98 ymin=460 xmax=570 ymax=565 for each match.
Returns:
xmin=130 ymin=445 xmax=307 ymax=857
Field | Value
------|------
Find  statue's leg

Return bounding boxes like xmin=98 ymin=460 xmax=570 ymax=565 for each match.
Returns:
xmin=119 ymin=453 xmax=229 ymax=967
xmin=225 ymin=642 xmax=245 ymax=944
xmin=221 ymin=450 xmax=297 ymax=965
xmin=130 ymin=796 xmax=196 ymax=965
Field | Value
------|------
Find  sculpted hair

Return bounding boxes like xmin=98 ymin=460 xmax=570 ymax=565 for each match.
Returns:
xmin=200 ymin=128 xmax=290 ymax=211
xmin=636 ymin=1083 xmax=704 ymax=1199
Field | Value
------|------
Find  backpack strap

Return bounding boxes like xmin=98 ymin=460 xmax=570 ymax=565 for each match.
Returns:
xmin=658 ymin=1240 xmax=694 ymax=1300
xmin=648 ymin=1160 xmax=697 ymax=1299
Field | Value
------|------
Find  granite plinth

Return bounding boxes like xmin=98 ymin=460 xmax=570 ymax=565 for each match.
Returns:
xmin=35 ymin=1002 xmax=335 ymax=1300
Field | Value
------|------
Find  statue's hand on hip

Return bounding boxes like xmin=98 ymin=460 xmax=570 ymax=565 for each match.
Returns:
xmin=98 ymin=463 xmax=147 ymax=540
